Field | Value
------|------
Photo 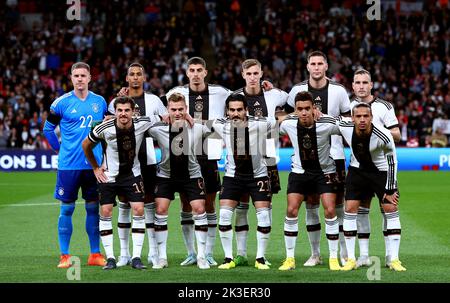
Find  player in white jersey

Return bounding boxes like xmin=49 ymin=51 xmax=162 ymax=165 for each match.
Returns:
xmin=148 ymin=92 xmax=210 ymax=270
xmin=164 ymin=57 xmax=232 ymax=267
xmin=232 ymin=59 xmax=288 ymax=267
xmin=278 ymin=91 xmax=343 ymax=271
xmin=338 ymin=103 xmax=406 ymax=272
xmin=82 ymin=96 xmax=161 ymax=270
xmin=350 ymin=68 xmax=401 ymax=268
xmin=287 ymin=51 xmax=351 ymax=266
xmin=212 ymin=94 xmax=274 ymax=270
xmin=108 ymin=63 xmax=168 ymax=268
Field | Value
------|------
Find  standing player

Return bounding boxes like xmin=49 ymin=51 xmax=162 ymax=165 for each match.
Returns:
xmin=82 ymin=97 xmax=161 ymax=270
xmin=164 ymin=57 xmax=231 ymax=266
xmin=278 ymin=91 xmax=342 ymax=271
xmin=213 ymin=94 xmax=273 ymax=270
xmin=232 ymin=59 xmax=288 ymax=266
xmin=351 ymin=69 xmax=401 ymax=268
xmin=43 ymin=62 xmax=107 ymax=268
xmin=287 ymin=51 xmax=351 ymax=266
xmin=108 ymin=63 xmax=167 ymax=267
xmin=148 ymin=93 xmax=210 ymax=270
xmin=339 ymin=103 xmax=405 ymax=272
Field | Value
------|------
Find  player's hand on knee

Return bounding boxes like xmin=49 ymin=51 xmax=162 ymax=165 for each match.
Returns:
xmin=94 ymin=167 xmax=108 ymax=183
xmin=383 ymin=191 xmax=399 ymax=206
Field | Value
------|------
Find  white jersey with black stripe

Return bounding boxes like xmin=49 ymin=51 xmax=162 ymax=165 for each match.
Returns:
xmin=287 ymin=79 xmax=351 ymax=160
xmin=212 ymin=116 xmax=273 ymax=179
xmin=165 ymin=84 xmax=232 ymax=119
xmin=108 ymin=93 xmax=167 ymax=165
xmin=280 ymin=114 xmax=341 ymax=174
xmin=89 ymin=116 xmax=161 ymax=182
xmin=350 ymin=97 xmax=399 ymax=130
xmin=338 ymin=119 xmax=398 ymax=191
xmin=234 ymin=87 xmax=288 ymax=122
xmin=147 ymin=121 xmax=203 ymax=179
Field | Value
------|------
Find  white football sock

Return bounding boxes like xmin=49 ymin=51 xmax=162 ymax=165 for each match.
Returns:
xmin=284 ymin=216 xmax=298 ymax=258
xmin=343 ymin=212 xmax=357 ymax=260
xmin=118 ymin=202 xmax=131 ymax=257
xmin=256 ymin=207 xmax=271 ymax=260
xmin=193 ymin=212 xmax=208 ymax=259
xmin=100 ymin=216 xmax=114 ymax=260
xmin=357 ymin=207 xmax=371 ymax=257
xmin=235 ymin=203 xmax=249 ymax=257
xmin=144 ymin=203 xmax=158 ymax=259
xmin=219 ymin=206 xmax=234 ymax=259
xmin=206 ymin=212 xmax=217 ymax=256
xmin=306 ymin=203 xmax=321 ymax=256
xmin=325 ymin=216 xmax=339 ymax=259
xmin=131 ymin=215 xmax=145 ymax=259
xmin=386 ymin=211 xmax=401 ymax=261
xmin=180 ymin=211 xmax=196 ymax=255
xmin=154 ymin=214 xmax=168 ymax=260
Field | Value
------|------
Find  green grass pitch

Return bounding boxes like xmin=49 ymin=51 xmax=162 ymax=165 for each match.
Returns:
xmin=0 ymin=171 xmax=449 ymax=283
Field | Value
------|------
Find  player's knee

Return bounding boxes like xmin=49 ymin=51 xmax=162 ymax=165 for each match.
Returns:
xmin=191 ymin=203 xmax=205 ymax=215
xmin=323 ymin=206 xmax=336 ymax=218
xmin=381 ymin=203 xmax=397 ymax=213
xmin=286 ymin=205 xmax=299 ymax=218
xmin=60 ymin=203 xmax=75 ymax=216
xmin=100 ymin=206 xmax=113 ymax=217
xmin=132 ymin=204 xmax=144 ymax=216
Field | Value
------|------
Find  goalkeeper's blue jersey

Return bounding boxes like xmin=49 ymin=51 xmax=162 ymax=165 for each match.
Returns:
xmin=46 ymin=90 xmax=107 ymax=170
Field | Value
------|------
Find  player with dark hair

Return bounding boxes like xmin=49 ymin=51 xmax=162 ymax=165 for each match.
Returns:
xmin=278 ymin=91 xmax=342 ymax=271
xmin=83 ymin=96 xmax=161 ymax=270
xmin=287 ymin=50 xmax=351 ymax=266
xmin=109 ymin=62 xmax=167 ymax=267
xmin=338 ymin=103 xmax=405 ymax=272
xmin=164 ymin=57 xmax=231 ymax=267
xmin=351 ymin=68 xmax=401 ymax=268
xmin=213 ymin=94 xmax=274 ymax=270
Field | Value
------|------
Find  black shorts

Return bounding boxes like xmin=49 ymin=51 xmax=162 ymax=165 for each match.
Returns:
xmin=334 ymin=159 xmax=346 ymax=193
xmin=141 ymin=164 xmax=157 ymax=201
xmin=198 ymin=157 xmax=221 ymax=194
xmin=98 ymin=174 xmax=145 ymax=205
xmin=154 ymin=177 xmax=206 ymax=202
xmin=267 ymin=165 xmax=281 ymax=194
xmin=220 ymin=176 xmax=272 ymax=202
xmin=287 ymin=171 xmax=338 ymax=195
xmin=345 ymin=166 xmax=392 ymax=203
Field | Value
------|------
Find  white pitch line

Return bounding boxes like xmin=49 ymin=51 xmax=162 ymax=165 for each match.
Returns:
xmin=1 ymin=202 xmax=84 ymax=207
xmin=1 ymin=195 xmax=181 ymax=207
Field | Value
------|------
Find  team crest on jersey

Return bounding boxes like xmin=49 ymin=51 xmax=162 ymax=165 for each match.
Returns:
xmin=254 ymin=108 xmax=263 ymax=117
xmin=122 ymin=136 xmax=132 ymax=150
xmin=92 ymin=103 xmax=100 ymax=113
xmin=195 ymin=100 xmax=204 ymax=112
xmin=314 ymin=103 xmax=322 ymax=112
xmin=303 ymin=134 xmax=312 ymax=149
xmin=58 ymin=187 xmax=65 ymax=196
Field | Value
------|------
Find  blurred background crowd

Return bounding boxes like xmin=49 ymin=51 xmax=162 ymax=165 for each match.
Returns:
xmin=0 ymin=0 xmax=449 ymax=149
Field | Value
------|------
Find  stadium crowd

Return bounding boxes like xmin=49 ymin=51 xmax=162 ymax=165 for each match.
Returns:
xmin=0 ymin=0 xmax=449 ymax=149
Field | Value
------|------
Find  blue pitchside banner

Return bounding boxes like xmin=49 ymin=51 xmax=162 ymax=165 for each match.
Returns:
xmin=1 ymin=148 xmax=450 ymax=172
